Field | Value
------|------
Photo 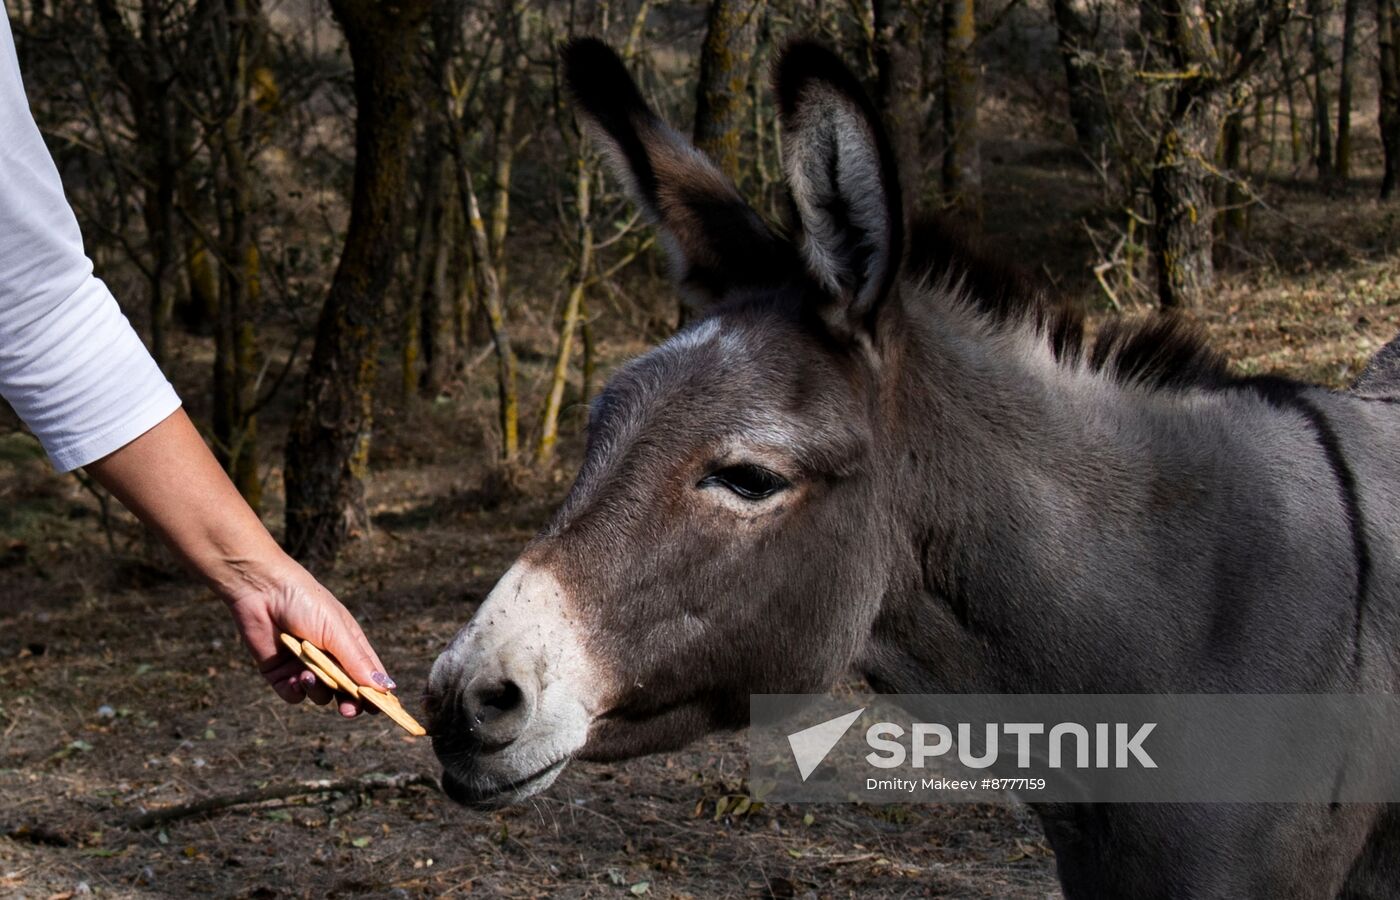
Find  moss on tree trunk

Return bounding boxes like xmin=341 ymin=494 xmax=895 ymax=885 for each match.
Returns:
xmin=1152 ymin=90 xmax=1224 ymax=309
xmin=694 ymin=0 xmax=757 ymax=182
xmin=1150 ymin=1 xmax=1222 ymax=310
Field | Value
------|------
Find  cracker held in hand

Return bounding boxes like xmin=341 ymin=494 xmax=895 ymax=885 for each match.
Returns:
xmin=278 ymin=633 xmax=426 ymax=736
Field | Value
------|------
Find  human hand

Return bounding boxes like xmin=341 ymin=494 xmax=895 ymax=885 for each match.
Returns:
xmin=222 ymin=555 xmax=395 ymax=718
xmin=82 ymin=411 xmax=396 ymax=718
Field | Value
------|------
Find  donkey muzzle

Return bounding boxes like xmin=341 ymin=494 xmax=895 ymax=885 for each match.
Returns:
xmin=426 ymin=561 xmax=602 ymax=806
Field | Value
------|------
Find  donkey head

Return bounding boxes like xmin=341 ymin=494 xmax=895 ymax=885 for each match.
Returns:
xmin=427 ymin=39 xmax=909 ymax=807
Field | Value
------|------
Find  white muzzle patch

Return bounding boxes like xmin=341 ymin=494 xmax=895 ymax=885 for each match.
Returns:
xmin=428 ymin=561 xmax=604 ymax=805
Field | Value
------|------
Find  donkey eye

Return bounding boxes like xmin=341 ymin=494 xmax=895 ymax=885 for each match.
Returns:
xmin=698 ymin=464 xmax=790 ymax=501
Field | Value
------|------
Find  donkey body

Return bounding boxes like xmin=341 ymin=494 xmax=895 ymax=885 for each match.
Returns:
xmin=427 ymin=39 xmax=1400 ymax=898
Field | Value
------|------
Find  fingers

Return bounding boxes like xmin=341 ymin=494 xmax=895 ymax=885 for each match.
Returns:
xmin=231 ymin=556 xmax=397 ymax=716
xmin=272 ymin=674 xmax=306 ymax=704
xmin=298 ymin=670 xmax=336 ymax=706
xmin=295 ymin=670 xmax=365 ymax=717
xmin=297 ymin=584 xmax=394 ymax=693
xmin=263 ymin=657 xmax=357 ymax=713
xmin=320 ymin=608 xmax=394 ymax=692
xmin=260 ymin=654 xmax=309 ymax=705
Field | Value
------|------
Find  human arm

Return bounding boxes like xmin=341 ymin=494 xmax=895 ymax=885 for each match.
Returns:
xmin=0 ymin=14 xmax=390 ymax=714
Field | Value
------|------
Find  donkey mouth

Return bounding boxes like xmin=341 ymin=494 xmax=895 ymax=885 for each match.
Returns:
xmin=439 ymin=758 xmax=569 ymax=809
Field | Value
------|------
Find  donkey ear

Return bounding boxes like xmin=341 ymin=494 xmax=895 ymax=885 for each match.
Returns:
xmin=775 ymin=41 xmax=905 ymax=337
xmin=561 ymin=38 xmax=794 ymax=311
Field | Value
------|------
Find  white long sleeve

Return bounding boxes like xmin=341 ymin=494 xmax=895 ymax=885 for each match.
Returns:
xmin=0 ymin=12 xmax=180 ymax=472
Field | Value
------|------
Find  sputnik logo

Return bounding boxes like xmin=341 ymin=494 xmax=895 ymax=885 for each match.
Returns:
xmin=786 ymin=708 xmax=865 ymax=781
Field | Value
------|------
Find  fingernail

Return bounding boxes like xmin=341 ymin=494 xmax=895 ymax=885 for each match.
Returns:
xmin=301 ymin=671 xmax=317 ymax=687
xmin=371 ymin=672 xmax=397 ymax=691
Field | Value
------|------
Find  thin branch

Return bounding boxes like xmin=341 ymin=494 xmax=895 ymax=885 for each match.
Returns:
xmin=124 ymin=771 xmax=440 ymax=830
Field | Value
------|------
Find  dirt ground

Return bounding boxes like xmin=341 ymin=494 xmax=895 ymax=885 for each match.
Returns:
xmin=5 ymin=129 xmax=1400 ymax=898
xmin=0 ymin=462 xmax=1061 ymax=899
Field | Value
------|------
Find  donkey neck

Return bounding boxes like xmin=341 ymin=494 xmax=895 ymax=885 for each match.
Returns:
xmin=858 ymin=290 xmax=1356 ymax=695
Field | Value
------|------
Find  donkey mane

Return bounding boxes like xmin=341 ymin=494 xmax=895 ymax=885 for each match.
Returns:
xmin=905 ymin=218 xmax=1256 ymax=395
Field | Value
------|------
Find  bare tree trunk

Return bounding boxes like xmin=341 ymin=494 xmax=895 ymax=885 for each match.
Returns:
xmin=456 ymin=161 xmax=519 ymax=461
xmin=206 ymin=0 xmax=263 ymax=511
xmin=1263 ymin=90 xmax=1280 ymax=180
xmin=1335 ymin=0 xmax=1359 ymax=179
xmin=146 ymin=132 xmax=178 ymax=369
xmin=625 ymin=0 xmax=652 ymax=54
xmin=1052 ymin=0 xmax=1112 ymax=165
xmin=874 ymin=0 xmax=925 ymax=207
xmin=489 ymin=1 xmax=524 ymax=298
xmin=1277 ymin=22 xmax=1305 ymax=166
xmin=750 ymin=1 xmax=775 ymax=209
xmin=1150 ymin=0 xmax=1284 ymax=308
xmin=1153 ymin=89 xmax=1226 ymax=308
xmin=215 ymin=243 xmax=262 ymax=509
xmin=138 ymin=0 xmax=178 ymax=371
xmin=401 ymin=190 xmax=433 ymax=399
xmin=94 ymin=0 xmax=187 ymax=370
xmin=421 ymin=178 xmax=456 ymax=397
xmin=284 ymin=0 xmax=431 ymax=564
xmin=694 ymin=0 xmax=758 ymax=182
xmin=1219 ymin=84 xmax=1249 ymax=249
xmin=437 ymin=4 xmax=521 ymax=462
xmin=536 ymin=148 xmax=593 ymax=466
xmin=581 ymin=295 xmax=596 ymax=404
xmin=176 ymin=168 xmax=216 ymax=337
xmin=683 ymin=0 xmax=759 ymax=326
xmin=1308 ymin=0 xmax=1334 ymax=181
xmin=420 ymin=0 xmax=466 ymax=397
xmin=186 ymin=238 xmax=218 ymax=334
xmin=1151 ymin=0 xmax=1223 ymax=310
xmin=941 ymin=0 xmax=981 ymax=222
xmin=1380 ymin=0 xmax=1400 ymax=198
xmin=402 ymin=147 xmax=448 ymax=399
xmin=452 ymin=237 xmax=474 ymax=353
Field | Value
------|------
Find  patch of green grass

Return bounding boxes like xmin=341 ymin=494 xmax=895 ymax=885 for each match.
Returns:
xmin=0 ymin=494 xmax=66 ymax=538
xmin=0 ymin=432 xmax=44 ymax=466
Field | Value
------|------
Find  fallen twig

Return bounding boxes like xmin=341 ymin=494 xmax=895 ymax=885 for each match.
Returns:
xmin=815 ymin=852 xmax=878 ymax=867
xmin=124 ymin=771 xmax=439 ymax=830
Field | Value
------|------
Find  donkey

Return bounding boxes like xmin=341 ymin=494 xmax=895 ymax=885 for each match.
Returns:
xmin=427 ymin=38 xmax=1400 ymax=898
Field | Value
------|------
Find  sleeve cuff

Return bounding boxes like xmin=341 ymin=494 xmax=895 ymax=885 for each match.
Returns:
xmin=46 ymin=385 xmax=182 ymax=472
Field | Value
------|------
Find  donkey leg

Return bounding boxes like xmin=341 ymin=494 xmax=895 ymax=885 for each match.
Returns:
xmin=1339 ymin=806 xmax=1400 ymax=899
xmin=1042 ymin=803 xmax=1373 ymax=899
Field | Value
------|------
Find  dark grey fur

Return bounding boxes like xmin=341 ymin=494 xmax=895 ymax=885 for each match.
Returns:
xmin=429 ymin=38 xmax=1400 ymax=898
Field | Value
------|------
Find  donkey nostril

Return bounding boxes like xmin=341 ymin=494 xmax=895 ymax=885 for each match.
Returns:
xmin=469 ymin=679 xmax=523 ymax=726
xmin=459 ymin=671 xmax=535 ymax=749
